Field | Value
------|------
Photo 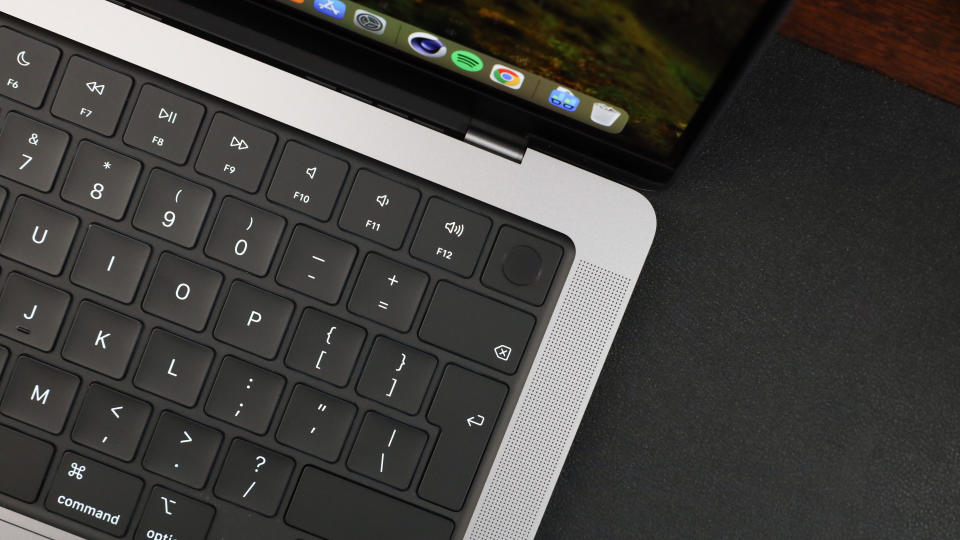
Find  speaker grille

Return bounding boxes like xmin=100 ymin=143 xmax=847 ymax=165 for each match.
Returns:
xmin=467 ymin=261 xmax=633 ymax=539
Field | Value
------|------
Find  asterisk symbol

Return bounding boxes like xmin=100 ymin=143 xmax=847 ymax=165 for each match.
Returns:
xmin=103 ymin=161 xmax=111 ymax=170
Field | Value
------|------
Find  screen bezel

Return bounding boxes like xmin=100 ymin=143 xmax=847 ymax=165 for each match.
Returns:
xmin=120 ymin=0 xmax=794 ymax=190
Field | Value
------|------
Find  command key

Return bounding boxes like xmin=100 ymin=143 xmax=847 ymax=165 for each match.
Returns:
xmin=45 ymin=452 xmax=143 ymax=536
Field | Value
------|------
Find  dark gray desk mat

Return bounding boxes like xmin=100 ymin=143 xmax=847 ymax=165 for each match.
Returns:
xmin=538 ymin=37 xmax=960 ymax=539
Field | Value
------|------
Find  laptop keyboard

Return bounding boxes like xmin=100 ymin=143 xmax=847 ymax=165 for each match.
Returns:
xmin=0 ymin=18 xmax=570 ymax=540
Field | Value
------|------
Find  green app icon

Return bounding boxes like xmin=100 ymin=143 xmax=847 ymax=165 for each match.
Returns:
xmin=451 ymin=50 xmax=484 ymax=72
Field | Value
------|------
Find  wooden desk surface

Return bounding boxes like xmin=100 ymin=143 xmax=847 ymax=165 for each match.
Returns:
xmin=781 ymin=0 xmax=960 ymax=106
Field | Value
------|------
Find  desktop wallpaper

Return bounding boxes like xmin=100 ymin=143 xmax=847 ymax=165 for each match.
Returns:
xmin=364 ymin=0 xmax=767 ymax=159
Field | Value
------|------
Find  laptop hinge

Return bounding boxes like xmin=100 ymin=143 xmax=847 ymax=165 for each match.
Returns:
xmin=464 ymin=122 xmax=526 ymax=164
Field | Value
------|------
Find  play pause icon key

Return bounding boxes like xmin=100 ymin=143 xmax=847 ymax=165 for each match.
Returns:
xmin=158 ymin=107 xmax=178 ymax=124
xmin=124 ymin=84 xmax=205 ymax=164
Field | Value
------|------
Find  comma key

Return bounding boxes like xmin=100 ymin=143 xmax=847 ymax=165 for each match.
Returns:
xmin=45 ymin=452 xmax=143 ymax=536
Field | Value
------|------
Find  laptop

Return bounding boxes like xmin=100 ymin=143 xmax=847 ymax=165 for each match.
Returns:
xmin=0 ymin=0 xmax=791 ymax=538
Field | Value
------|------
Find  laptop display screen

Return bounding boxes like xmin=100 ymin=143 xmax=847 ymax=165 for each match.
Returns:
xmin=270 ymin=0 xmax=768 ymax=163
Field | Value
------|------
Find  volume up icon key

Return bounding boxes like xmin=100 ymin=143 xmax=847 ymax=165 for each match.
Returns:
xmin=444 ymin=221 xmax=465 ymax=237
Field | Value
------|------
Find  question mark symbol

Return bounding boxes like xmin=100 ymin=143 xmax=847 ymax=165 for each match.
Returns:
xmin=254 ymin=456 xmax=267 ymax=473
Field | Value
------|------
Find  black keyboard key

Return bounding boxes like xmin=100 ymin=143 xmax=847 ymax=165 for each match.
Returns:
xmin=286 ymin=467 xmax=453 ymax=540
xmin=136 ymin=486 xmax=215 ymax=540
xmin=411 ymin=198 xmax=492 ymax=277
xmin=196 ymin=113 xmax=277 ymax=192
xmin=420 ymin=282 xmax=535 ymax=374
xmin=205 ymin=357 xmax=284 ymax=434
xmin=143 ymin=412 xmax=222 ymax=489
xmin=285 ymin=309 xmax=365 ymax=386
xmin=348 ymin=253 xmax=428 ymax=331
xmin=267 ymin=141 xmax=348 ymax=221
xmin=0 ymin=273 xmax=71 ymax=351
xmin=0 ymin=356 xmax=79 ymax=433
xmin=51 ymin=56 xmax=133 ymax=136
xmin=0 ymin=346 xmax=7 ymax=374
xmin=0 ymin=28 xmax=60 ymax=107
xmin=70 ymin=225 xmax=151 ymax=303
xmin=339 ymin=169 xmax=420 ymax=248
xmin=419 ymin=365 xmax=508 ymax=510
xmin=482 ymin=226 xmax=564 ymax=306
xmin=347 ymin=412 xmax=427 ymax=489
xmin=357 ymin=338 xmax=436 ymax=415
xmin=0 ymin=196 xmax=78 ymax=274
xmin=276 ymin=384 xmax=356 ymax=462
xmin=134 ymin=329 xmax=214 ymax=407
xmin=46 ymin=452 xmax=143 ymax=536
xmin=133 ymin=169 xmax=213 ymax=248
xmin=0 ymin=424 xmax=54 ymax=502
xmin=214 ymin=439 xmax=294 ymax=516
xmin=71 ymin=383 xmax=151 ymax=461
xmin=0 ymin=113 xmax=69 ymax=191
xmin=62 ymin=301 xmax=142 ymax=378
xmin=143 ymin=253 xmax=223 ymax=331
xmin=276 ymin=225 xmax=356 ymax=304
xmin=205 ymin=198 xmax=285 ymax=276
xmin=124 ymin=84 xmax=205 ymax=164
xmin=213 ymin=281 xmax=293 ymax=358
xmin=61 ymin=142 xmax=141 ymax=219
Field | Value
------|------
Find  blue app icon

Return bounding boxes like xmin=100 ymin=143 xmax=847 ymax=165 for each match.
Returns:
xmin=314 ymin=0 xmax=346 ymax=19
xmin=548 ymin=86 xmax=580 ymax=112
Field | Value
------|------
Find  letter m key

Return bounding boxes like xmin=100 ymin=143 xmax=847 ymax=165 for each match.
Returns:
xmin=31 ymin=384 xmax=50 ymax=405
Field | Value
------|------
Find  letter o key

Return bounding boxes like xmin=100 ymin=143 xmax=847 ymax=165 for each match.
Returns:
xmin=175 ymin=283 xmax=191 ymax=301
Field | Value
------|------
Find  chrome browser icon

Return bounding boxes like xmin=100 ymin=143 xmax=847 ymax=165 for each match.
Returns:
xmin=489 ymin=64 xmax=524 ymax=90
